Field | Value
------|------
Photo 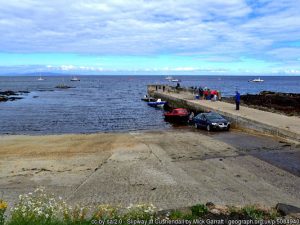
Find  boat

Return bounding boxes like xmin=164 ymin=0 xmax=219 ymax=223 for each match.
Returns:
xmin=250 ymin=77 xmax=264 ymax=82
xmin=171 ymin=79 xmax=181 ymax=82
xmin=165 ymin=76 xmax=173 ymax=80
xmin=147 ymin=99 xmax=167 ymax=107
xmin=70 ymin=77 xmax=80 ymax=81
xmin=37 ymin=76 xmax=45 ymax=81
xmin=141 ymin=95 xmax=156 ymax=102
xmin=164 ymin=108 xmax=189 ymax=122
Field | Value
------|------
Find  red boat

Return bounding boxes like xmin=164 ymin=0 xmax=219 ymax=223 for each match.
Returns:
xmin=164 ymin=108 xmax=190 ymax=122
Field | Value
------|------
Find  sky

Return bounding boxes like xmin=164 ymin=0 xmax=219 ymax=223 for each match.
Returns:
xmin=0 ymin=0 xmax=300 ymax=75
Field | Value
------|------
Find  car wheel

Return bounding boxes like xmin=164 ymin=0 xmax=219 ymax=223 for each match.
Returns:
xmin=194 ymin=123 xmax=198 ymax=129
xmin=206 ymin=125 xmax=211 ymax=131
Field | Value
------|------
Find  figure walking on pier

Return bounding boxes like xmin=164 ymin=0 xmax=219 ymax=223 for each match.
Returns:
xmin=235 ymin=91 xmax=240 ymax=110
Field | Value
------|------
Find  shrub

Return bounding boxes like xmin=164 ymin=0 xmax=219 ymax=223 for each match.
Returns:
xmin=191 ymin=204 xmax=208 ymax=217
xmin=169 ymin=210 xmax=183 ymax=219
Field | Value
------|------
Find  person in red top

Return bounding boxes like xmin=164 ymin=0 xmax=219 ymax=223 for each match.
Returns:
xmin=211 ymin=90 xmax=218 ymax=101
xmin=210 ymin=90 xmax=216 ymax=95
xmin=203 ymin=90 xmax=208 ymax=99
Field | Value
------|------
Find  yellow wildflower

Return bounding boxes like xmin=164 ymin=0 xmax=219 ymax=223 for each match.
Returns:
xmin=0 ymin=200 xmax=8 ymax=210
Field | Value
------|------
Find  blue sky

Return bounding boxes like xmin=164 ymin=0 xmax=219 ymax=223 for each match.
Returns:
xmin=0 ymin=0 xmax=299 ymax=75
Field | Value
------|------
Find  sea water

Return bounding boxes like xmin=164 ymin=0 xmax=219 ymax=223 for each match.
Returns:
xmin=0 ymin=75 xmax=299 ymax=134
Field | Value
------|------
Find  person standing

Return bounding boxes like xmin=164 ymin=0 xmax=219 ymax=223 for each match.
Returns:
xmin=188 ymin=111 xmax=195 ymax=124
xmin=198 ymin=87 xmax=203 ymax=99
xmin=235 ymin=91 xmax=240 ymax=110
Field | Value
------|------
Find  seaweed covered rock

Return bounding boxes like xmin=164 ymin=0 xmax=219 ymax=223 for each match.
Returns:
xmin=0 ymin=90 xmax=26 ymax=102
xmin=240 ymin=91 xmax=300 ymax=115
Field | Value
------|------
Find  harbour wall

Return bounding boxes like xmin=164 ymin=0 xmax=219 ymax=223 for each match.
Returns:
xmin=147 ymin=84 xmax=300 ymax=143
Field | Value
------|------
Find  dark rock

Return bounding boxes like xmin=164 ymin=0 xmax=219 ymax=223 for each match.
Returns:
xmin=55 ymin=84 xmax=73 ymax=89
xmin=223 ymin=91 xmax=300 ymax=116
xmin=0 ymin=90 xmax=30 ymax=103
xmin=0 ymin=96 xmax=8 ymax=102
xmin=8 ymin=97 xmax=23 ymax=101
xmin=0 ymin=90 xmax=16 ymax=96
xmin=206 ymin=202 xmax=215 ymax=209
xmin=276 ymin=203 xmax=300 ymax=216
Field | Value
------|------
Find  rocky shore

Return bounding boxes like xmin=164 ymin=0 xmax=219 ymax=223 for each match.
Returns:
xmin=0 ymin=90 xmax=29 ymax=102
xmin=223 ymin=91 xmax=300 ymax=116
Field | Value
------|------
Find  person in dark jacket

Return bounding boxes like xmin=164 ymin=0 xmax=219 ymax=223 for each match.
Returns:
xmin=198 ymin=87 xmax=203 ymax=98
xmin=235 ymin=91 xmax=240 ymax=110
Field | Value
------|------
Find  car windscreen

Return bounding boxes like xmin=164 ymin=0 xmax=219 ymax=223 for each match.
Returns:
xmin=206 ymin=114 xmax=224 ymax=120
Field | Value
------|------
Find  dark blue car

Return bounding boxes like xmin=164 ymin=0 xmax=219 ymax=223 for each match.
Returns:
xmin=193 ymin=112 xmax=230 ymax=131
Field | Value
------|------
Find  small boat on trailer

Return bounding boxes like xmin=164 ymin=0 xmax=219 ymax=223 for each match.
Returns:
xmin=164 ymin=108 xmax=190 ymax=122
xmin=147 ymin=99 xmax=167 ymax=107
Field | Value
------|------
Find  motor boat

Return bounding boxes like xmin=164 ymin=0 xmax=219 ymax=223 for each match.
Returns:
xmin=70 ymin=77 xmax=80 ymax=81
xmin=164 ymin=108 xmax=189 ymax=122
xmin=147 ymin=98 xmax=167 ymax=107
xmin=171 ymin=79 xmax=181 ymax=82
xmin=165 ymin=76 xmax=173 ymax=81
xmin=141 ymin=95 xmax=156 ymax=102
xmin=249 ymin=77 xmax=264 ymax=82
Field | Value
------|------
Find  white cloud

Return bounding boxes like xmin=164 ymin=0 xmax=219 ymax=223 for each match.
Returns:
xmin=172 ymin=67 xmax=198 ymax=71
xmin=0 ymin=0 xmax=299 ymax=72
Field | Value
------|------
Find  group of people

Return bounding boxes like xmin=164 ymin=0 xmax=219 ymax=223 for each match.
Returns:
xmin=195 ymin=87 xmax=221 ymax=101
xmin=193 ymin=86 xmax=241 ymax=111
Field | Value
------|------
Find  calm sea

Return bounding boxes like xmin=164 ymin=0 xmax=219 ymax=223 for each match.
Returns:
xmin=0 ymin=75 xmax=299 ymax=135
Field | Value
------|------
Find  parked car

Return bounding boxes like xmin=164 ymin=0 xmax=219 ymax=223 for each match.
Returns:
xmin=164 ymin=108 xmax=189 ymax=123
xmin=193 ymin=112 xmax=230 ymax=131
